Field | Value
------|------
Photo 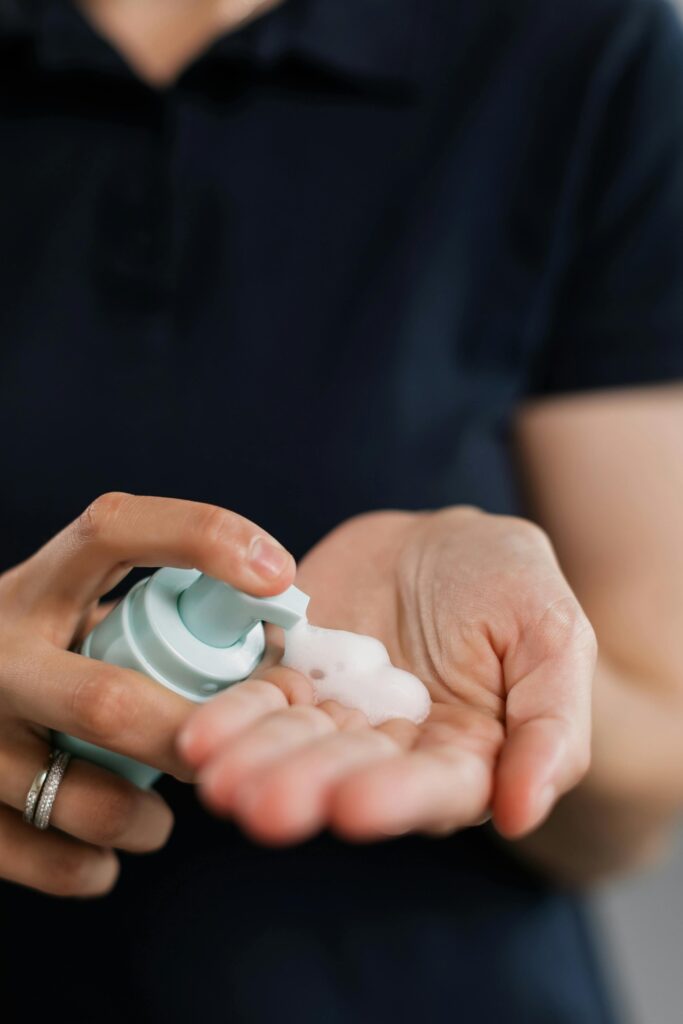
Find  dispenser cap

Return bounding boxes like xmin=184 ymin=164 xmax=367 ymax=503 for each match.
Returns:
xmin=177 ymin=573 xmax=309 ymax=648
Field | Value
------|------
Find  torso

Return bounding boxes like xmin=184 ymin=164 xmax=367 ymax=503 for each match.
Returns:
xmin=0 ymin=2 xmax=634 ymax=1019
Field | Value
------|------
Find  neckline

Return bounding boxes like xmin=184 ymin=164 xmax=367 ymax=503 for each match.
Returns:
xmin=32 ymin=0 xmax=423 ymax=98
xmin=72 ymin=0 xmax=286 ymax=90
xmin=36 ymin=0 xmax=288 ymax=92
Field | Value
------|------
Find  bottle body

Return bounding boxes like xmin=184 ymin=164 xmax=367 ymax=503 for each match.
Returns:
xmin=53 ymin=568 xmax=268 ymax=789
xmin=54 ymin=580 xmax=170 ymax=788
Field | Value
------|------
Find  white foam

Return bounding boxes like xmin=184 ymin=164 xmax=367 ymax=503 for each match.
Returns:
xmin=282 ymin=620 xmax=431 ymax=726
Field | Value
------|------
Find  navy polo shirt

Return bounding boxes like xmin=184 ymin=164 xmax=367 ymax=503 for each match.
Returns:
xmin=1 ymin=1 xmax=683 ymax=1021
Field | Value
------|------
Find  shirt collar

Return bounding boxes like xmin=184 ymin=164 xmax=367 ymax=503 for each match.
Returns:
xmin=2 ymin=0 xmax=423 ymax=94
xmin=230 ymin=0 xmax=423 ymax=89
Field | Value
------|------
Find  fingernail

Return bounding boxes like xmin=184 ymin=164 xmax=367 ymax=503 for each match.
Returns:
xmin=248 ymin=536 xmax=291 ymax=579
xmin=533 ymin=784 xmax=556 ymax=826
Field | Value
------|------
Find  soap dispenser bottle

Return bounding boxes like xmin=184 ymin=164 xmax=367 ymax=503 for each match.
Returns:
xmin=53 ymin=568 xmax=309 ymax=789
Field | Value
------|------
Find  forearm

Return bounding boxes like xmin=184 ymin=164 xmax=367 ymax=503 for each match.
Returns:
xmin=512 ymin=387 xmax=683 ymax=883
xmin=511 ymin=657 xmax=683 ymax=884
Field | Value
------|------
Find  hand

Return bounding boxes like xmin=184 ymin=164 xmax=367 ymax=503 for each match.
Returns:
xmin=0 ymin=492 xmax=295 ymax=896
xmin=180 ymin=508 xmax=596 ymax=844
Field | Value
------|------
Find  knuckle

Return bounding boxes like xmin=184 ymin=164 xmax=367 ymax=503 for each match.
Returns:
xmin=75 ymin=492 xmax=131 ymax=546
xmin=567 ymin=606 xmax=598 ymax=663
xmin=545 ymin=596 xmax=580 ymax=635
xmin=509 ymin=516 xmax=553 ymax=551
xmin=89 ymin=782 xmax=139 ymax=846
xmin=537 ymin=595 xmax=596 ymax=655
xmin=70 ymin=667 xmax=135 ymax=744
xmin=577 ymin=613 xmax=598 ymax=658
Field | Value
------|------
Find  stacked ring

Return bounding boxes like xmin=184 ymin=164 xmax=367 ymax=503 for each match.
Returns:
xmin=23 ymin=749 xmax=71 ymax=831
xmin=22 ymin=761 xmax=50 ymax=824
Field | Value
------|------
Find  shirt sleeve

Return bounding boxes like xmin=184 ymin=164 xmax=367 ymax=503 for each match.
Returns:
xmin=529 ymin=0 xmax=683 ymax=395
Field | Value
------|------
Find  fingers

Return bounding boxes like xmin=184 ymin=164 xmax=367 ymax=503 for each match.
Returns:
xmin=493 ymin=596 xmax=596 ymax=838
xmin=182 ymin=668 xmax=409 ymax=843
xmin=227 ymin=728 xmax=400 ymax=844
xmin=0 ymin=727 xmax=174 ymax=853
xmin=2 ymin=646 xmax=194 ymax=780
xmin=197 ymin=718 xmax=492 ymax=845
xmin=330 ymin=745 xmax=493 ymax=841
xmin=0 ymin=804 xmax=119 ymax=897
xmin=18 ymin=493 xmax=295 ymax=619
xmin=73 ymin=599 xmax=119 ymax=645
xmin=184 ymin=685 xmax=497 ymax=845
xmin=198 ymin=704 xmax=339 ymax=815
xmin=177 ymin=667 xmax=315 ymax=767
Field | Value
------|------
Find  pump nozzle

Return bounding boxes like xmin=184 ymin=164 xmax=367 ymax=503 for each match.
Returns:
xmin=177 ymin=573 xmax=309 ymax=648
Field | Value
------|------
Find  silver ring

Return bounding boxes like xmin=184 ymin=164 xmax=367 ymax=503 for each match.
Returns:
xmin=32 ymin=750 xmax=71 ymax=831
xmin=23 ymin=759 xmax=51 ymax=824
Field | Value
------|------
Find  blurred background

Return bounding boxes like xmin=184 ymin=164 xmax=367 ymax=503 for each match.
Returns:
xmin=594 ymin=826 xmax=683 ymax=1024
xmin=594 ymin=4 xmax=683 ymax=1017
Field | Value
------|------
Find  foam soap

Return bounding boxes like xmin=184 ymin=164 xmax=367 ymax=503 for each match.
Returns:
xmin=282 ymin=619 xmax=431 ymax=726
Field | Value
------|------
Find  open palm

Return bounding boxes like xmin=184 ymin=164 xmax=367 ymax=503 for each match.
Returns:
xmin=179 ymin=509 xmax=595 ymax=843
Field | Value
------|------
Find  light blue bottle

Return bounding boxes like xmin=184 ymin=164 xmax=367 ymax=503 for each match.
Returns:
xmin=53 ymin=569 xmax=309 ymax=788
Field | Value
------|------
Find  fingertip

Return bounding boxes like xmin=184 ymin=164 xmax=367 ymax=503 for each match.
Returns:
xmin=196 ymin=783 xmax=229 ymax=820
xmin=493 ymin=772 xmax=557 ymax=838
xmin=144 ymin=794 xmax=175 ymax=851
xmin=177 ymin=680 xmax=294 ymax=772
xmin=329 ymin=774 xmax=390 ymax=841
xmin=244 ymin=537 xmax=297 ymax=595
xmin=492 ymin=794 xmax=536 ymax=840
xmin=493 ymin=716 xmax=572 ymax=837
xmin=528 ymin=784 xmax=556 ymax=832
xmin=175 ymin=702 xmax=234 ymax=771
xmin=233 ymin=780 xmax=314 ymax=846
xmin=78 ymin=850 xmax=120 ymax=899
xmin=196 ymin=758 xmax=233 ymax=816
